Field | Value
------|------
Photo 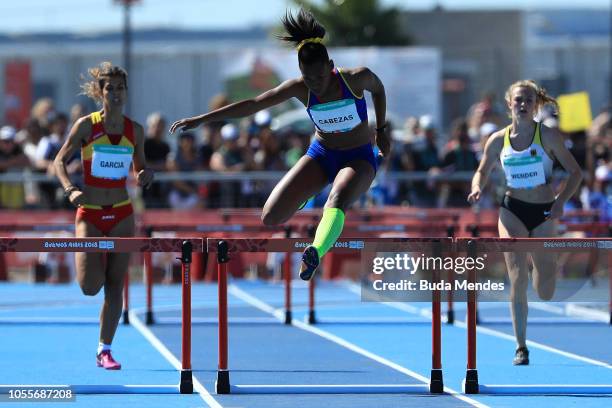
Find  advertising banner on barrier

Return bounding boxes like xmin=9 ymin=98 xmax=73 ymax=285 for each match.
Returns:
xmin=3 ymin=60 xmax=31 ymax=128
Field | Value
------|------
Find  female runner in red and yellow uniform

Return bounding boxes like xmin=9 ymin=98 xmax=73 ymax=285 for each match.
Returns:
xmin=54 ymin=62 xmax=154 ymax=369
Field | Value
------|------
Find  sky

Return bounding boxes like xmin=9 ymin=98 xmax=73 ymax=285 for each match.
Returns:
xmin=1 ymin=0 xmax=610 ymax=34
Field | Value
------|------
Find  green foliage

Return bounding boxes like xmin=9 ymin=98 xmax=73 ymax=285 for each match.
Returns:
xmin=290 ymin=0 xmax=411 ymax=46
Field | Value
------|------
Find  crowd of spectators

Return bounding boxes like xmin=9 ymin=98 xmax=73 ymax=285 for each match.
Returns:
xmin=0 ymin=93 xmax=609 ymax=219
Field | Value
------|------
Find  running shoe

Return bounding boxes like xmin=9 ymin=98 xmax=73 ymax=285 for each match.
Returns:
xmin=299 ymin=245 xmax=319 ymax=281
xmin=96 ymin=350 xmax=122 ymax=370
xmin=512 ymin=347 xmax=529 ymax=365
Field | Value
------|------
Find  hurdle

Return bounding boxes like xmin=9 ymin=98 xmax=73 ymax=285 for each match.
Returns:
xmin=209 ymin=237 xmax=450 ymax=395
xmin=458 ymin=237 xmax=612 ymax=395
xmin=0 ymin=237 xmax=201 ymax=395
xmin=462 ymin=222 xmax=612 ymax=326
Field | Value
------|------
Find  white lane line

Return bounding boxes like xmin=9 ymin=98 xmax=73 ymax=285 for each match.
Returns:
xmin=452 ymin=318 xmax=612 ymax=369
xmin=229 ymin=284 xmax=489 ymax=408
xmin=129 ymin=308 xmax=223 ymax=408
xmin=565 ymin=303 xmax=610 ymax=323
xmin=345 ymin=281 xmax=612 ymax=369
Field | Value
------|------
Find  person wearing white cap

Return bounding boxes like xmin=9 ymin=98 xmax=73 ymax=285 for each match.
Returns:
xmin=209 ymin=124 xmax=252 ymax=207
xmin=171 ymin=9 xmax=389 ymax=281
xmin=210 ymin=124 xmax=247 ymax=172
xmin=254 ymin=110 xmax=272 ymax=128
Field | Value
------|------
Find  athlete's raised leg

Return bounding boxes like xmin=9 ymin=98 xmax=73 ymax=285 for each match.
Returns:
xmin=261 ymin=155 xmax=328 ymax=225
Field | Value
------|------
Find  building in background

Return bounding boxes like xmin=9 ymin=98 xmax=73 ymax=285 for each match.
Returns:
xmin=0 ymin=6 xmax=609 ymax=131
xmin=401 ymin=7 xmax=610 ymax=127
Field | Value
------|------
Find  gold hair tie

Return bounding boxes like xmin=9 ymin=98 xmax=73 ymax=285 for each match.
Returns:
xmin=296 ymin=37 xmax=324 ymax=51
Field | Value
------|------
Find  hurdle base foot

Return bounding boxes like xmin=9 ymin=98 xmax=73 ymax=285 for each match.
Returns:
xmin=180 ymin=370 xmax=193 ymax=394
xmin=464 ymin=369 xmax=479 ymax=394
xmin=429 ymin=369 xmax=444 ymax=393
xmin=216 ymin=370 xmax=231 ymax=394
xmin=284 ymin=311 xmax=292 ymax=325
xmin=308 ymin=310 xmax=316 ymax=324
xmin=446 ymin=310 xmax=454 ymax=324
xmin=145 ymin=311 xmax=154 ymax=325
xmin=122 ymin=310 xmax=130 ymax=325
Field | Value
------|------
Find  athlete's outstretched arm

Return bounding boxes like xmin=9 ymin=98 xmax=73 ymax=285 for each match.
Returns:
xmin=544 ymin=126 xmax=583 ymax=218
xmin=53 ymin=117 xmax=89 ymax=206
xmin=357 ymin=68 xmax=388 ymax=156
xmin=131 ymin=122 xmax=154 ymax=189
xmin=468 ymin=131 xmax=503 ymax=204
xmin=170 ymin=79 xmax=304 ymax=133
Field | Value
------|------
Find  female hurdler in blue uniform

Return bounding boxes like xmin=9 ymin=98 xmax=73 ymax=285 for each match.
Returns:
xmin=171 ymin=9 xmax=389 ymax=280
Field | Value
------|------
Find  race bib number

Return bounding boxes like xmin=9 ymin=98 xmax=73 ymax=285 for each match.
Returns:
xmin=503 ymin=155 xmax=546 ymax=188
xmin=91 ymin=145 xmax=133 ymax=180
xmin=309 ymin=99 xmax=362 ymax=133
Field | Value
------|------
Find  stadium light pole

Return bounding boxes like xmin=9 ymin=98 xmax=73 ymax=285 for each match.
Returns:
xmin=114 ymin=0 xmax=140 ymax=116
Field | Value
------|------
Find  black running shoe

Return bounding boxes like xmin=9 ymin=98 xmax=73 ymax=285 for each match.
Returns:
xmin=513 ymin=347 xmax=529 ymax=365
xmin=299 ymin=245 xmax=319 ymax=281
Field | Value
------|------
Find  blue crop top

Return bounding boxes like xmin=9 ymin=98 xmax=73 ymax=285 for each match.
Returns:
xmin=306 ymin=68 xmax=368 ymax=133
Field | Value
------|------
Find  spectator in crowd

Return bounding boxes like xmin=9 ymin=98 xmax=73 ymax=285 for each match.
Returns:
xmin=476 ymin=122 xmax=498 ymax=160
xmin=37 ymin=112 xmax=75 ymax=208
xmin=143 ymin=112 xmax=170 ymax=208
xmin=18 ymin=118 xmax=44 ymax=165
xmin=586 ymin=110 xmax=610 ymax=186
xmin=252 ymin=112 xmax=286 ymax=205
xmin=166 ymin=131 xmax=202 ymax=210
xmin=587 ymin=163 xmax=612 ymax=221
xmin=466 ymin=91 xmax=503 ymax=141
xmin=30 ymin=97 xmax=55 ymax=135
xmin=283 ymin=130 xmax=307 ymax=169
xmin=42 ymin=112 xmax=70 ymax=165
xmin=16 ymin=118 xmax=44 ymax=207
xmin=439 ymin=118 xmax=479 ymax=207
xmin=0 ymin=126 xmax=30 ymax=208
xmin=210 ymin=123 xmax=254 ymax=207
xmin=476 ymin=122 xmax=502 ymax=209
xmin=253 ymin=112 xmax=285 ymax=172
xmin=70 ymin=103 xmax=87 ymax=128
xmin=406 ymin=115 xmax=441 ymax=207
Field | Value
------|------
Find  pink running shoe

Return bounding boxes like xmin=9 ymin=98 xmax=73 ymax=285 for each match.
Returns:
xmin=96 ymin=350 xmax=122 ymax=370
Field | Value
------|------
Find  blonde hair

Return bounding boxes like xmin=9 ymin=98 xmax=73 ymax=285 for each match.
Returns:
xmin=80 ymin=61 xmax=128 ymax=105
xmin=505 ymin=79 xmax=558 ymax=116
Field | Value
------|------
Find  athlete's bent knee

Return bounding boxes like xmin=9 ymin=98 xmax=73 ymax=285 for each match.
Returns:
xmin=81 ymin=282 xmax=103 ymax=296
xmin=536 ymin=285 xmax=555 ymax=301
xmin=261 ymin=209 xmax=286 ymax=226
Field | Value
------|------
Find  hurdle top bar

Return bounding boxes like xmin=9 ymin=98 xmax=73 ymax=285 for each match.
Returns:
xmin=455 ymin=237 xmax=612 ymax=252
xmin=207 ymin=237 xmax=453 ymax=253
xmin=0 ymin=237 xmax=204 ymax=253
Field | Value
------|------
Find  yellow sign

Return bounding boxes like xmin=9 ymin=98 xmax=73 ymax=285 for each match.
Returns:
xmin=558 ymin=92 xmax=592 ymax=133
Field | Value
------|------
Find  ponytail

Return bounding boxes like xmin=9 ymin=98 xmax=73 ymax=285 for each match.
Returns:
xmin=278 ymin=9 xmax=329 ymax=65
xmin=505 ymin=79 xmax=558 ymax=115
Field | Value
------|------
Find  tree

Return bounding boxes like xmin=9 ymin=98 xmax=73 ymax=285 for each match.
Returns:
xmin=291 ymin=0 xmax=411 ymax=46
